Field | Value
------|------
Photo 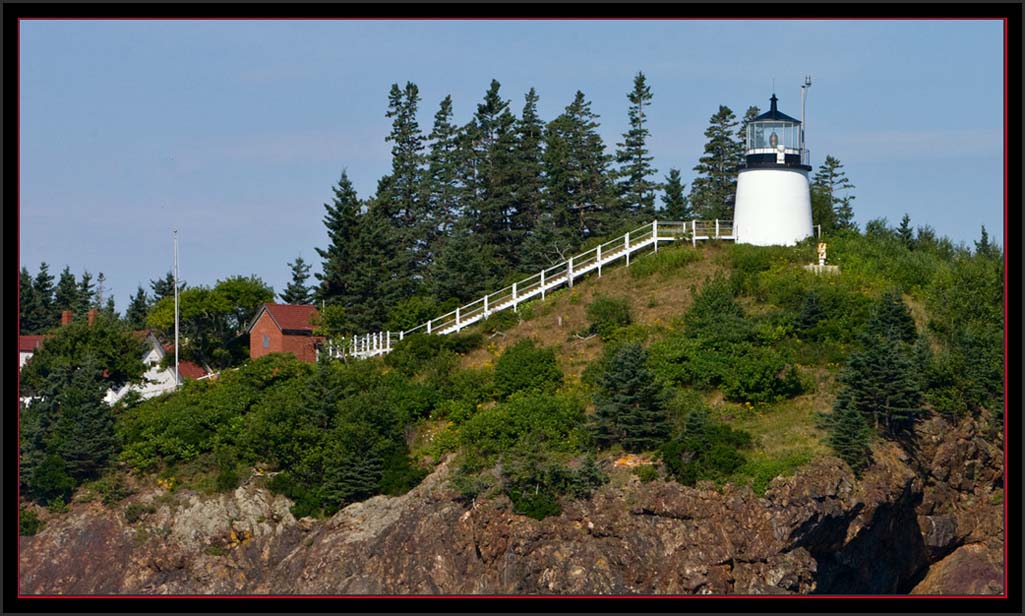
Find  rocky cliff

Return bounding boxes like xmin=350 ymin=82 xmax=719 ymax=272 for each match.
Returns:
xmin=18 ymin=414 xmax=1003 ymax=596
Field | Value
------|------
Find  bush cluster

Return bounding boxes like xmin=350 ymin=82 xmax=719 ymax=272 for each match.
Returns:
xmin=493 ymin=339 xmax=563 ymax=400
xmin=585 ymin=295 xmax=633 ymax=340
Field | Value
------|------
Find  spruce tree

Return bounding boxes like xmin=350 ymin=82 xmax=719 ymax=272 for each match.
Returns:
xmin=974 ymin=225 xmax=997 ymax=259
xmin=614 ymin=72 xmax=658 ymax=220
xmin=660 ymin=168 xmax=691 ymax=220
xmin=423 ymin=95 xmax=462 ymax=259
xmin=869 ymin=289 xmax=918 ymax=344
xmin=20 ymin=267 xmax=38 ymax=334
xmin=30 ymin=263 xmax=57 ymax=332
xmin=315 ymin=170 xmax=363 ymax=307
xmin=812 ymin=155 xmax=856 ymax=230
xmin=50 ymin=356 xmax=118 ymax=481
xmin=510 ymin=88 xmax=547 ymax=264
xmin=837 ymin=333 xmax=923 ymax=436
xmin=76 ymin=270 xmax=95 ymax=316
xmin=104 ymin=296 xmax=117 ymax=319
xmin=824 ymin=395 xmax=873 ymax=476
xmin=149 ymin=271 xmax=182 ymax=303
xmin=431 ymin=218 xmax=502 ymax=303
xmin=343 ymin=199 xmax=404 ymax=331
xmin=544 ymin=91 xmax=617 ymax=241
xmin=689 ymin=105 xmax=740 ymax=220
xmin=125 ymin=286 xmax=150 ymax=330
xmin=736 ymin=105 xmax=760 ymax=168
xmin=795 ymin=289 xmax=825 ymax=339
xmin=93 ymin=272 xmax=108 ymax=310
xmin=280 ymin=255 xmax=314 ymax=304
xmin=897 ymin=214 xmax=914 ymax=249
xmin=54 ymin=267 xmax=79 ymax=315
xmin=593 ymin=343 xmax=672 ymax=452
xmin=379 ymin=82 xmax=426 ymax=288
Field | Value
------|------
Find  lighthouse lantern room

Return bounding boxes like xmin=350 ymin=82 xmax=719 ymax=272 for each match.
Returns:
xmin=733 ymin=92 xmax=814 ymax=246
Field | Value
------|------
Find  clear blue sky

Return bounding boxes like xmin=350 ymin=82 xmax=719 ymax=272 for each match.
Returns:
xmin=20 ymin=19 xmax=1005 ymax=311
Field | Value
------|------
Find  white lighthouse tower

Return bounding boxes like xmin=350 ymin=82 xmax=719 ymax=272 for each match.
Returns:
xmin=733 ymin=91 xmax=814 ymax=246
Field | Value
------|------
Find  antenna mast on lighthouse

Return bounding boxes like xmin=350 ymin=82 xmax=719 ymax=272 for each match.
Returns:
xmin=801 ymin=75 xmax=812 ymax=156
xmin=173 ymin=229 xmax=180 ymax=389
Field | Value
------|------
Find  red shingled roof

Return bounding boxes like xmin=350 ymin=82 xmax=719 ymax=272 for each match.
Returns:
xmin=258 ymin=303 xmax=319 ymax=334
xmin=19 ymin=335 xmax=46 ymax=352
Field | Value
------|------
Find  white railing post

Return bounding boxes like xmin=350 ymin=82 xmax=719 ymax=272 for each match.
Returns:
xmin=568 ymin=256 xmax=574 ymax=288
xmin=456 ymin=306 xmax=461 ymax=329
xmin=597 ymin=244 xmax=602 ymax=277
xmin=625 ymin=232 xmax=631 ymax=266
xmin=399 ymin=330 xmax=404 ymax=341
xmin=653 ymin=220 xmax=659 ymax=253
xmin=541 ymin=269 xmax=546 ymax=300
xmin=387 ymin=331 xmax=391 ymax=351
xmin=484 ymin=294 xmax=489 ymax=318
xmin=512 ymin=282 xmax=518 ymax=311
xmin=427 ymin=319 xmax=432 ymax=334
xmin=715 ymin=219 xmax=720 ymax=238
xmin=692 ymin=219 xmax=697 ymax=247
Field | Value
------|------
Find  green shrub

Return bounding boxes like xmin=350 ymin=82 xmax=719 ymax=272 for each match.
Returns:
xmin=661 ymin=410 xmax=753 ymax=486
xmin=732 ymin=451 xmax=814 ymax=495
xmin=47 ymin=496 xmax=69 ymax=514
xmin=634 ymin=464 xmax=658 ymax=482
xmin=478 ymin=309 xmax=519 ymax=335
xmin=214 ymin=448 xmax=242 ymax=492
xmin=585 ymin=295 xmax=633 ymax=340
xmin=459 ymin=393 xmax=587 ymax=461
xmin=719 ymin=346 xmax=803 ymax=404
xmin=493 ymin=339 xmax=563 ymax=399
xmin=386 ymin=295 xmax=438 ymax=331
xmin=20 ymin=507 xmax=43 ymax=536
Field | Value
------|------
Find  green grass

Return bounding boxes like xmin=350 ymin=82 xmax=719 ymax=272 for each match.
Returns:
xmin=629 ymin=244 xmax=702 ymax=279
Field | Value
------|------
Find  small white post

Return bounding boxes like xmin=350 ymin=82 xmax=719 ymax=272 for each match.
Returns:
xmin=692 ymin=219 xmax=697 ymax=247
xmin=597 ymin=244 xmax=602 ymax=277
xmin=568 ymin=256 xmax=574 ymax=288
xmin=427 ymin=320 xmax=432 ymax=334
xmin=386 ymin=331 xmax=391 ymax=351
xmin=484 ymin=294 xmax=489 ymax=317
xmin=399 ymin=330 xmax=404 ymax=341
xmin=456 ymin=306 xmax=461 ymax=329
xmin=653 ymin=220 xmax=659 ymax=253
xmin=625 ymin=232 xmax=631 ymax=266
xmin=715 ymin=219 xmax=720 ymax=238
xmin=512 ymin=282 xmax=518 ymax=311
xmin=541 ymin=269 xmax=546 ymax=300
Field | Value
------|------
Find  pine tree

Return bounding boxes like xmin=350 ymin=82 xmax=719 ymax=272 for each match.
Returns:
xmin=593 ymin=343 xmax=672 ymax=452
xmin=689 ymin=105 xmax=740 ymax=220
xmin=897 ymin=214 xmax=914 ymax=249
xmin=868 ymin=289 xmax=918 ymax=344
xmin=76 ymin=270 xmax=95 ymax=316
xmin=544 ymin=91 xmax=617 ymax=241
xmin=379 ymin=82 xmax=426 ymax=288
xmin=737 ymin=105 xmax=760 ymax=167
xmin=315 ymin=170 xmax=363 ymax=307
xmin=125 ymin=286 xmax=150 ymax=330
xmin=54 ymin=267 xmax=79 ymax=315
xmin=149 ymin=271 xmax=183 ymax=303
xmin=343 ymin=200 xmax=404 ymax=331
xmin=422 ymin=95 xmax=462 ymax=261
xmin=615 ymin=72 xmax=658 ymax=220
xmin=104 ymin=296 xmax=117 ymax=319
xmin=320 ymin=424 xmax=384 ymax=510
xmin=660 ymin=168 xmax=691 ymax=220
xmin=29 ymin=263 xmax=56 ymax=332
xmin=974 ymin=225 xmax=997 ymax=259
xmin=795 ymin=289 xmax=825 ymax=339
xmin=280 ymin=255 xmax=314 ymax=304
xmin=812 ymin=155 xmax=856 ymax=230
xmin=20 ymin=267 xmax=38 ymax=334
xmin=837 ymin=333 xmax=923 ymax=436
xmin=431 ymin=217 xmax=502 ymax=303
xmin=824 ymin=395 xmax=873 ymax=475
xmin=510 ymin=88 xmax=547 ymax=266
xmin=50 ymin=356 xmax=117 ymax=481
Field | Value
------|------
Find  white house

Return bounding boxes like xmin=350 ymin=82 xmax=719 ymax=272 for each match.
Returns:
xmin=104 ymin=331 xmax=210 ymax=404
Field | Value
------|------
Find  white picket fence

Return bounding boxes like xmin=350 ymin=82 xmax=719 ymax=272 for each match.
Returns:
xmin=323 ymin=219 xmax=734 ymax=360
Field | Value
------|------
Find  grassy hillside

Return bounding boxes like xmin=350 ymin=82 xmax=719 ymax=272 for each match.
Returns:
xmin=41 ymin=226 xmax=1001 ymax=525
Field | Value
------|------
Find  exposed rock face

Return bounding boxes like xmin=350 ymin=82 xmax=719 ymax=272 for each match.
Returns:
xmin=18 ymin=415 xmax=1003 ymax=596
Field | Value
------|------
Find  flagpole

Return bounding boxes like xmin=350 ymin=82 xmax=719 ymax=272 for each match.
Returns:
xmin=174 ymin=229 xmax=180 ymax=389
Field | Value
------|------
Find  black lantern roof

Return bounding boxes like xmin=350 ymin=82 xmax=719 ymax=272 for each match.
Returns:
xmin=751 ymin=94 xmax=800 ymax=124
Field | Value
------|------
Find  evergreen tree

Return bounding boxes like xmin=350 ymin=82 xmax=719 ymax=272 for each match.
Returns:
xmin=509 ymin=88 xmax=547 ymax=265
xmin=320 ymin=423 xmax=384 ymax=511
xmin=431 ymin=218 xmax=503 ymax=303
xmin=810 ymin=185 xmax=836 ymax=234
xmin=20 ymin=267 xmax=38 ymax=334
xmin=736 ymin=105 xmax=760 ymax=167
xmin=544 ymin=91 xmax=617 ymax=241
xmin=29 ymin=263 xmax=56 ymax=332
xmin=614 ymin=72 xmax=658 ymax=220
xmin=824 ymin=395 xmax=873 ymax=476
xmin=795 ymin=289 xmax=825 ymax=339
xmin=93 ymin=272 xmax=108 ymax=310
xmin=104 ymin=296 xmax=117 ymax=319
xmin=974 ymin=225 xmax=998 ymax=259
xmin=869 ymin=289 xmax=918 ymax=344
xmin=53 ymin=266 xmax=79 ymax=315
xmin=836 ymin=333 xmax=923 ymax=436
xmin=315 ymin=170 xmax=363 ymax=307
xmin=423 ymin=95 xmax=462 ymax=262
xmin=812 ymin=155 xmax=856 ymax=230
xmin=280 ymin=255 xmax=314 ymax=304
xmin=342 ymin=200 xmax=404 ymax=331
xmin=897 ymin=214 xmax=914 ymax=249
xmin=76 ymin=270 xmax=95 ymax=316
xmin=689 ymin=105 xmax=740 ymax=220
xmin=593 ymin=343 xmax=672 ymax=452
xmin=50 ymin=356 xmax=118 ymax=481
xmin=149 ymin=271 xmax=183 ymax=303
xmin=660 ymin=168 xmax=691 ymax=220
xmin=379 ymin=82 xmax=426 ymax=287
xmin=125 ymin=286 xmax=150 ymax=330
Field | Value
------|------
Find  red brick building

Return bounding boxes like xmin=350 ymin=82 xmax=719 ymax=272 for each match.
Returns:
xmin=247 ymin=303 xmax=323 ymax=363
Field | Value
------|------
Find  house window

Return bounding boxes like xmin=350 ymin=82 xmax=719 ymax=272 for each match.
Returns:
xmin=263 ymin=335 xmax=270 ymax=349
